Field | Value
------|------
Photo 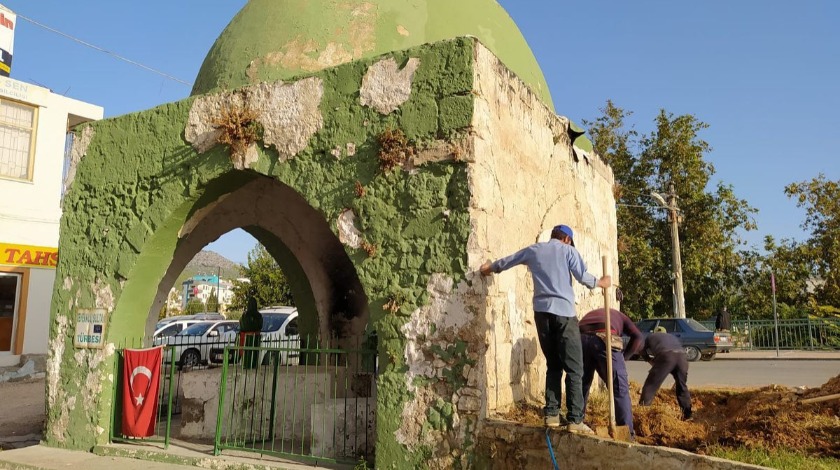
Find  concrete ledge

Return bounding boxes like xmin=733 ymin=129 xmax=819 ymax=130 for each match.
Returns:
xmin=93 ymin=443 xmax=350 ymax=470
xmin=476 ymin=420 xmax=771 ymax=470
xmin=0 ymin=444 xmax=192 ymax=470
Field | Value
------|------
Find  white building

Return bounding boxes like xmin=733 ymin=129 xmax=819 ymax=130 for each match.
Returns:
xmin=0 ymin=76 xmax=103 ymax=369
xmin=181 ymin=275 xmax=236 ymax=312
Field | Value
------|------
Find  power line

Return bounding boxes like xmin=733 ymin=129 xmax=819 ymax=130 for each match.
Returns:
xmin=16 ymin=13 xmax=192 ymax=86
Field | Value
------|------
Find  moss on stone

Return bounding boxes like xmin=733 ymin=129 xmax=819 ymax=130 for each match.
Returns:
xmin=439 ymin=95 xmax=474 ymax=137
xmin=50 ymin=39 xmax=479 ymax=469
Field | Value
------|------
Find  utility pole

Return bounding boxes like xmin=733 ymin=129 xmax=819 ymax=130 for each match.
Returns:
xmin=652 ymin=182 xmax=686 ymax=319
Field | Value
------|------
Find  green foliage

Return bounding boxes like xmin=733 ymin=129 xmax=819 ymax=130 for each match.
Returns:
xmin=734 ymin=174 xmax=840 ymax=317
xmin=785 ymin=174 xmax=840 ymax=305
xmin=707 ymin=445 xmax=840 ymax=470
xmin=205 ymin=288 xmax=220 ymax=313
xmin=228 ymin=243 xmax=295 ymax=312
xmin=585 ymin=102 xmax=757 ymax=319
xmin=737 ymin=237 xmax=814 ymax=317
xmin=184 ymin=298 xmax=205 ymax=315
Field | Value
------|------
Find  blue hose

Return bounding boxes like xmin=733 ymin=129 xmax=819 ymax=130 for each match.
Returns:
xmin=545 ymin=428 xmax=559 ymax=470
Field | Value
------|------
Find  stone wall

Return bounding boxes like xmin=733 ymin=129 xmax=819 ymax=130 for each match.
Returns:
xmin=46 ymin=37 xmax=621 ymax=469
xmin=390 ymin=43 xmax=619 ymax=469
xmin=476 ymin=420 xmax=769 ymax=470
xmin=468 ymin=43 xmax=618 ymax=415
xmin=179 ymin=366 xmax=374 ymax=456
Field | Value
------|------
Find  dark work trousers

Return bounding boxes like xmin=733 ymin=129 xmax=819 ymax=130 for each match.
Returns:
xmin=640 ymin=350 xmax=692 ymax=416
xmin=534 ymin=312 xmax=584 ymax=423
xmin=580 ymin=333 xmax=635 ymax=436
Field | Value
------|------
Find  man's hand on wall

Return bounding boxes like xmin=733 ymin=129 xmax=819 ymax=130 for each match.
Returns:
xmin=479 ymin=260 xmax=493 ymax=276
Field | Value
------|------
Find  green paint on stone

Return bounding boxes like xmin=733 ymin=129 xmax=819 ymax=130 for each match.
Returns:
xmin=50 ymin=39 xmax=482 ymax=469
xmin=438 ymin=95 xmax=474 ymax=137
xmin=399 ymin=93 xmax=438 ymax=139
xmin=192 ymin=0 xmax=555 ymax=111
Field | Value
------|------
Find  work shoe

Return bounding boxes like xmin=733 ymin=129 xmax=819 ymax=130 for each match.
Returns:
xmin=544 ymin=415 xmax=566 ymax=428
xmin=565 ymin=421 xmax=595 ymax=435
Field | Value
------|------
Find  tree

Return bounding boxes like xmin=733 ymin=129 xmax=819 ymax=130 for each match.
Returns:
xmin=585 ymin=101 xmax=664 ymax=317
xmin=736 ymin=236 xmax=814 ymax=318
xmin=228 ymin=243 xmax=294 ymax=313
xmin=586 ymin=103 xmax=757 ymax=319
xmin=184 ymin=298 xmax=206 ymax=315
xmin=784 ymin=174 xmax=840 ymax=307
xmin=166 ymin=288 xmax=183 ymax=316
xmin=206 ymin=288 xmax=220 ymax=313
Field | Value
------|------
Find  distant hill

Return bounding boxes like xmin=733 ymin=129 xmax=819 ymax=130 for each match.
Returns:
xmin=175 ymin=251 xmax=243 ymax=287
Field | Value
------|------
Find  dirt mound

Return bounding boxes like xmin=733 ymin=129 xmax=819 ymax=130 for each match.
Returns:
xmin=499 ymin=374 xmax=840 ymax=459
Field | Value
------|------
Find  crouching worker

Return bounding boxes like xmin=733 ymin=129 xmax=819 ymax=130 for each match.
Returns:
xmin=578 ymin=307 xmax=644 ymax=438
xmin=639 ymin=326 xmax=693 ymax=420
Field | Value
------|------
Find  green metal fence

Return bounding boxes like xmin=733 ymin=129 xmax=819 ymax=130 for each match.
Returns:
xmin=699 ymin=318 xmax=840 ymax=351
xmin=213 ymin=335 xmax=377 ymax=465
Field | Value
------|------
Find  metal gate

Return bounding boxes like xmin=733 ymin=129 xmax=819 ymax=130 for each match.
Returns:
xmin=213 ymin=336 xmax=377 ymax=465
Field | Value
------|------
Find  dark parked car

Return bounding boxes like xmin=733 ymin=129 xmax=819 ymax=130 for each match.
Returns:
xmin=634 ymin=317 xmax=725 ymax=362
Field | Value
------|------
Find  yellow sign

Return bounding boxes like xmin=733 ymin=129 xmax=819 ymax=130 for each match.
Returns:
xmin=75 ymin=308 xmax=108 ymax=349
xmin=0 ymin=242 xmax=58 ymax=268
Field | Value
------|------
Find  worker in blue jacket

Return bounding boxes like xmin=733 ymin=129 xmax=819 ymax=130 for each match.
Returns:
xmin=480 ymin=224 xmax=610 ymax=434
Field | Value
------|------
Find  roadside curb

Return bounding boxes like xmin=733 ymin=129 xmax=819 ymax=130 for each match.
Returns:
xmin=714 ymin=354 xmax=840 ymax=361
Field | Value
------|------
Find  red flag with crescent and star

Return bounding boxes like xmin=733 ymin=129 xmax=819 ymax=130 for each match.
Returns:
xmin=121 ymin=346 xmax=163 ymax=437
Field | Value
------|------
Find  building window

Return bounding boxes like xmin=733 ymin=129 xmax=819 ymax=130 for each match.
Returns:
xmin=0 ymin=98 xmax=38 ymax=181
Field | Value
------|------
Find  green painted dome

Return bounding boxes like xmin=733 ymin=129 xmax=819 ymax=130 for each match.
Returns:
xmin=192 ymin=0 xmax=554 ymax=110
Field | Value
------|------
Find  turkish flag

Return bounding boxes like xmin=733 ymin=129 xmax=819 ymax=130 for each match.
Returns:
xmin=121 ymin=346 xmax=163 ymax=437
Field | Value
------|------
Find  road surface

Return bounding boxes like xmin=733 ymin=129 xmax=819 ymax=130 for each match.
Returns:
xmin=625 ymin=359 xmax=838 ymax=389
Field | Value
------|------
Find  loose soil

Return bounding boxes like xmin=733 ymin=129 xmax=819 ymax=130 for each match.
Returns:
xmin=501 ymin=374 xmax=840 ymax=460
xmin=4 ymin=376 xmax=839 ymax=459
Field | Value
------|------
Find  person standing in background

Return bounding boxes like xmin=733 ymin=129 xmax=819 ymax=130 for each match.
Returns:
xmin=716 ymin=306 xmax=731 ymax=331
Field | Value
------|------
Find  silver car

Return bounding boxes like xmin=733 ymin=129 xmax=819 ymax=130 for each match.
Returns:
xmin=208 ymin=308 xmax=300 ymax=365
xmin=156 ymin=320 xmax=239 ymax=368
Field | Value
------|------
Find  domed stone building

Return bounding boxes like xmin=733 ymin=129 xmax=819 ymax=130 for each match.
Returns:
xmin=45 ymin=1 xmax=616 ymax=468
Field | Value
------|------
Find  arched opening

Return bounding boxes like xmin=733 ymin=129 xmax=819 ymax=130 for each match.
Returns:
xmin=109 ymin=171 xmax=375 ymax=463
xmin=146 ymin=172 xmax=369 ymax=345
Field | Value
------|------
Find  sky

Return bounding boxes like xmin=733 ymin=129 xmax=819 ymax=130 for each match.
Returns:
xmin=3 ymin=0 xmax=838 ymax=265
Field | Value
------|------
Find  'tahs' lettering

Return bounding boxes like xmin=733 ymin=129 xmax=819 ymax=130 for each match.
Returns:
xmin=3 ymin=248 xmax=58 ymax=267
xmin=0 ymin=13 xmax=13 ymax=31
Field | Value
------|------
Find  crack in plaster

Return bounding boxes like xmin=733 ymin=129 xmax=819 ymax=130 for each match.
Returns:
xmin=244 ymin=2 xmax=375 ymax=82
xmin=46 ymin=314 xmax=68 ymax=441
xmin=337 ymin=209 xmax=362 ymax=249
xmin=185 ymin=78 xmax=325 ymax=165
xmin=91 ymin=279 xmax=115 ymax=311
xmin=359 ymin=57 xmax=420 ymax=114
xmin=63 ymin=125 xmax=94 ymax=193
xmin=397 ymin=274 xmax=479 ymax=450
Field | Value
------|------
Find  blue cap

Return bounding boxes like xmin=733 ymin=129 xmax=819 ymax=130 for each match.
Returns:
xmin=552 ymin=224 xmax=575 ymax=246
